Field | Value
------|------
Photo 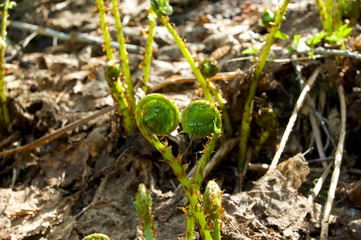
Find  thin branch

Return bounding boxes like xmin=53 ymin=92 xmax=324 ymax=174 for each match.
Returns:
xmin=298 ymin=47 xmax=361 ymax=60
xmin=9 ymin=21 xmax=144 ymax=53
xmin=308 ymin=162 xmax=333 ymax=204
xmin=320 ymin=84 xmax=347 ymax=239
xmin=269 ymin=66 xmax=322 ymax=169
xmin=292 ymin=61 xmax=328 ymax=168
xmin=0 ymin=105 xmax=116 ymax=157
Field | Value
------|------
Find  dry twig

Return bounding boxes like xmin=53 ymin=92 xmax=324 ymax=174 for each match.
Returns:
xmin=9 ymin=21 xmax=144 ymax=53
xmin=269 ymin=66 xmax=322 ymax=169
xmin=320 ymin=84 xmax=347 ymax=239
xmin=0 ymin=105 xmax=116 ymax=157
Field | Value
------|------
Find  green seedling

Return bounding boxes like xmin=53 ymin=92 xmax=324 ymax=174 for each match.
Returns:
xmin=135 ymin=93 xmax=222 ymax=239
xmin=203 ymin=180 xmax=224 ymax=240
xmin=82 ymin=233 xmax=111 ymax=240
xmin=105 ymin=61 xmax=134 ymax=132
xmin=242 ymin=45 xmax=262 ymax=55
xmin=96 ymin=0 xmax=136 ymax=132
xmin=325 ymin=24 xmax=353 ymax=49
xmin=142 ymin=10 xmax=157 ymax=93
xmin=288 ymin=34 xmax=302 ymax=53
xmin=307 ymin=32 xmax=327 ymax=57
xmin=260 ymin=9 xmax=277 ymax=28
xmin=314 ymin=0 xmax=354 ymax=50
xmin=199 ymin=58 xmax=219 ymax=79
xmin=150 ymin=0 xmax=232 ymax=135
xmin=134 ymin=183 xmax=156 ymax=240
xmin=253 ymin=107 xmax=278 ymax=157
xmin=0 ymin=0 xmax=15 ymax=135
xmin=238 ymin=0 xmax=290 ymax=171
xmin=315 ymin=0 xmax=342 ymax=34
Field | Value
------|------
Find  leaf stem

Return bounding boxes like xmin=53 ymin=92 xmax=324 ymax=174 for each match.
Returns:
xmin=134 ymin=183 xmax=156 ymax=240
xmin=157 ymin=15 xmax=213 ymax=102
xmin=238 ymin=0 xmax=290 ymax=171
xmin=135 ymin=95 xmax=212 ymax=240
xmin=105 ymin=62 xmax=134 ymax=132
xmin=0 ymin=0 xmax=12 ymax=134
xmin=96 ymin=0 xmax=114 ymax=60
xmin=193 ymin=131 xmax=221 ymax=189
xmin=111 ymin=0 xmax=136 ymax=114
xmin=142 ymin=11 xmax=157 ymax=93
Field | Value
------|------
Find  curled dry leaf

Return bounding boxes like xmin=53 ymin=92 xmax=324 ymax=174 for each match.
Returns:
xmin=276 ymin=153 xmax=310 ymax=189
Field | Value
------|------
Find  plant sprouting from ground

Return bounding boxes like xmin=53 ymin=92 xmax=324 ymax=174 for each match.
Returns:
xmin=82 ymin=233 xmax=111 ymax=240
xmin=203 ymin=180 xmax=224 ymax=240
xmin=96 ymin=0 xmax=136 ymax=132
xmin=135 ymin=93 xmax=223 ymax=239
xmin=134 ymin=183 xmax=156 ymax=240
xmin=150 ymin=0 xmax=232 ymax=135
xmin=0 ymin=0 xmax=16 ymax=135
xmin=238 ymin=0 xmax=290 ymax=171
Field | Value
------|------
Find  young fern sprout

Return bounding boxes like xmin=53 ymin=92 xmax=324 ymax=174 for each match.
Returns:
xmin=142 ymin=10 xmax=157 ymax=93
xmin=181 ymin=100 xmax=222 ymax=138
xmin=105 ymin=61 xmax=135 ymax=132
xmin=135 ymin=94 xmax=224 ymax=239
xmin=253 ymin=107 xmax=278 ymax=157
xmin=136 ymin=93 xmax=180 ymax=136
xmin=149 ymin=0 xmax=233 ymax=135
xmin=203 ymin=180 xmax=224 ymax=240
xmin=181 ymin=100 xmax=222 ymax=189
xmin=134 ymin=183 xmax=156 ymax=240
xmin=199 ymin=58 xmax=220 ymax=79
xmin=238 ymin=0 xmax=290 ymax=171
xmin=96 ymin=0 xmax=136 ymax=132
xmin=0 ymin=0 xmax=13 ymax=134
xmin=82 ymin=233 xmax=111 ymax=240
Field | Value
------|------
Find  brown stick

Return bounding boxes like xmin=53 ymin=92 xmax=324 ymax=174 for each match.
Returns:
xmin=0 ymin=105 xmax=116 ymax=157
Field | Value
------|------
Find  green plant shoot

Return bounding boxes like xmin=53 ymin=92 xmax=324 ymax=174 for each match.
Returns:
xmin=82 ymin=233 xmax=111 ymax=240
xmin=150 ymin=0 xmax=232 ymax=135
xmin=134 ymin=183 xmax=156 ymax=240
xmin=96 ymin=0 xmax=136 ymax=132
xmin=110 ymin=0 xmax=136 ymax=114
xmin=203 ymin=180 xmax=224 ymax=240
xmin=142 ymin=10 xmax=157 ymax=93
xmin=0 ymin=0 xmax=14 ymax=134
xmin=135 ymin=93 xmax=224 ymax=239
xmin=238 ymin=0 xmax=290 ymax=171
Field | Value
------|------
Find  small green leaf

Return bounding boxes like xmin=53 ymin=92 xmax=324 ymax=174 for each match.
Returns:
xmin=288 ymin=34 xmax=302 ymax=52
xmin=274 ymin=30 xmax=289 ymax=40
xmin=307 ymin=32 xmax=327 ymax=47
xmin=325 ymin=24 xmax=353 ymax=46
xmin=148 ymin=11 xmax=157 ymax=21
xmin=242 ymin=45 xmax=260 ymax=55
xmin=260 ymin=9 xmax=276 ymax=28
xmin=150 ymin=0 xmax=173 ymax=16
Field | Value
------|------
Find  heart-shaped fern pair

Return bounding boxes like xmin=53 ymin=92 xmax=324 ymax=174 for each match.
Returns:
xmin=135 ymin=93 xmax=223 ymax=239
xmin=135 ymin=93 xmax=222 ymax=138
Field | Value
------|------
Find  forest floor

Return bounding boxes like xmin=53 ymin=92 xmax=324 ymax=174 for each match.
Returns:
xmin=1 ymin=0 xmax=361 ymax=239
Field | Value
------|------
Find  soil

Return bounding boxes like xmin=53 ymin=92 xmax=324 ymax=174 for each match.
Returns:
xmin=1 ymin=0 xmax=361 ymax=239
